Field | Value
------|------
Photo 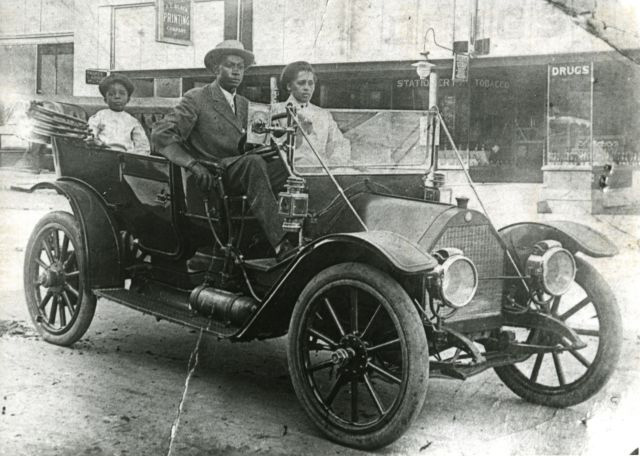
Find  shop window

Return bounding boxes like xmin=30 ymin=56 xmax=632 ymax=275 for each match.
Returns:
xmin=155 ymin=78 xmax=182 ymax=98
xmin=37 ymin=43 xmax=74 ymax=96
xmin=181 ymin=78 xmax=215 ymax=94
xmin=320 ymin=79 xmax=390 ymax=109
xmin=547 ymin=62 xmax=593 ymax=166
xmin=131 ymin=78 xmax=154 ymax=98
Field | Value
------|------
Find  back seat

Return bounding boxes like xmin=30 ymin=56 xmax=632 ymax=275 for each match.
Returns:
xmin=80 ymin=103 xmax=174 ymax=155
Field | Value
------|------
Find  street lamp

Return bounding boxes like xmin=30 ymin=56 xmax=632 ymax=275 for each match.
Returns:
xmin=412 ymin=52 xmax=435 ymax=80
xmin=413 ymin=50 xmax=442 ymax=197
xmin=412 ymin=51 xmax=439 ymax=110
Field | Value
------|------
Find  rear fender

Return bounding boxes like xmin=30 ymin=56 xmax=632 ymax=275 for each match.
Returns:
xmin=30 ymin=178 xmax=122 ymax=289
xmin=499 ymin=221 xmax=618 ymax=269
xmin=234 ymin=231 xmax=437 ymax=341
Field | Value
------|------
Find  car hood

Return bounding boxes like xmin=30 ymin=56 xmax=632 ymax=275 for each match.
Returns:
xmin=318 ymin=192 xmax=464 ymax=245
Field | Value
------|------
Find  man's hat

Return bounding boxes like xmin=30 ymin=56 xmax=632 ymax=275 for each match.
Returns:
xmin=204 ymin=40 xmax=255 ymax=71
xmin=98 ymin=74 xmax=135 ymax=98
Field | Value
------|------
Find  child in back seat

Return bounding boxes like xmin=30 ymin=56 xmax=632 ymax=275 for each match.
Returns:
xmin=88 ymin=74 xmax=150 ymax=155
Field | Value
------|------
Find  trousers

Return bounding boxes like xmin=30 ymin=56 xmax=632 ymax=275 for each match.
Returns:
xmin=221 ymin=154 xmax=288 ymax=248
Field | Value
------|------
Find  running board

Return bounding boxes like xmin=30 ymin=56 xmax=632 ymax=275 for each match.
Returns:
xmin=93 ymin=287 xmax=238 ymax=338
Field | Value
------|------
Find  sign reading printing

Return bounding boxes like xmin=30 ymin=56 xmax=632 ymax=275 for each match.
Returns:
xmin=157 ymin=0 xmax=191 ymax=45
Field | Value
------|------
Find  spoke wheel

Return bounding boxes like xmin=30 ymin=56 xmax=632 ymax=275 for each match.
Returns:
xmin=288 ymin=263 xmax=429 ymax=450
xmin=495 ymin=257 xmax=622 ymax=407
xmin=23 ymin=211 xmax=96 ymax=346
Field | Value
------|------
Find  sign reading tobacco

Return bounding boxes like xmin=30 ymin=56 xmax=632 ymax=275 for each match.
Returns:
xmin=157 ymin=0 xmax=192 ymax=45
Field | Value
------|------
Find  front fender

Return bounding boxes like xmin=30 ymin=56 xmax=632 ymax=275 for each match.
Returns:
xmin=332 ymin=231 xmax=438 ymax=273
xmin=499 ymin=221 xmax=618 ymax=269
xmin=234 ymin=231 xmax=437 ymax=341
xmin=30 ymin=178 xmax=122 ymax=289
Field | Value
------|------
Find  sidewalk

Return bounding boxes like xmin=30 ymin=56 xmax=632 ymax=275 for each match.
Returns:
xmin=439 ymin=182 xmax=640 ymax=243
xmin=0 ymin=167 xmax=638 ymax=241
xmin=0 ymin=167 xmax=56 ymax=191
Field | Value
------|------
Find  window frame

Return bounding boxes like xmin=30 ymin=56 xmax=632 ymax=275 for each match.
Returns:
xmin=36 ymin=43 xmax=74 ymax=95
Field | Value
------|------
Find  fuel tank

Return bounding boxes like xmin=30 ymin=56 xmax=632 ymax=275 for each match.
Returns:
xmin=190 ymin=286 xmax=258 ymax=326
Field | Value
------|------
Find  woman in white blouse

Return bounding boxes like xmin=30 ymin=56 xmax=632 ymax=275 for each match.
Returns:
xmin=274 ymin=61 xmax=350 ymax=166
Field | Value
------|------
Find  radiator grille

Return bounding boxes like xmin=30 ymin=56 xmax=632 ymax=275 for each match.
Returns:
xmin=433 ymin=224 xmax=505 ymax=320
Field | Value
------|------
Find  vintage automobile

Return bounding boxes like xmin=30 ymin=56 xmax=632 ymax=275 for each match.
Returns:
xmin=21 ymin=101 xmax=622 ymax=450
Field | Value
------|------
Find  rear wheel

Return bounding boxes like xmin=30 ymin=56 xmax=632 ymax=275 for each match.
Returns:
xmin=288 ymin=263 xmax=429 ymax=450
xmin=495 ymin=257 xmax=622 ymax=407
xmin=23 ymin=211 xmax=96 ymax=346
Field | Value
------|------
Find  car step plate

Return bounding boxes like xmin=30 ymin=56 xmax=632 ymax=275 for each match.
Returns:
xmin=94 ymin=287 xmax=238 ymax=337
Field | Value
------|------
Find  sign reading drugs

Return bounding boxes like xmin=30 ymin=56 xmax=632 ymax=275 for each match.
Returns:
xmin=550 ymin=63 xmax=591 ymax=79
xmin=157 ymin=0 xmax=192 ymax=45
xmin=548 ymin=62 xmax=591 ymax=93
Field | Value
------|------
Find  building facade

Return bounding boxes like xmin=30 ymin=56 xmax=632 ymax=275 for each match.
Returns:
xmin=1 ymin=0 xmax=639 ymax=188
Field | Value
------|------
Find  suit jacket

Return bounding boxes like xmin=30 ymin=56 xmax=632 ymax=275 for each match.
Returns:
xmin=151 ymin=81 xmax=249 ymax=162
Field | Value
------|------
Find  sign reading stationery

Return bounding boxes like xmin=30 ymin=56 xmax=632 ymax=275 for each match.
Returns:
xmin=157 ymin=0 xmax=192 ymax=45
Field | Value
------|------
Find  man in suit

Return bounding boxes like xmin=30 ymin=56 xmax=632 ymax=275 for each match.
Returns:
xmin=151 ymin=40 xmax=290 ymax=255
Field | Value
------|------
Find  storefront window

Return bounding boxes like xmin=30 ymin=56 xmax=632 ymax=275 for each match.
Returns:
xmin=320 ymin=79 xmax=390 ymax=109
xmin=592 ymin=61 xmax=639 ymax=166
xmin=130 ymin=78 xmax=154 ymax=98
xmin=155 ymin=78 xmax=182 ymax=98
xmin=37 ymin=43 xmax=74 ymax=96
xmin=546 ymin=62 xmax=593 ymax=166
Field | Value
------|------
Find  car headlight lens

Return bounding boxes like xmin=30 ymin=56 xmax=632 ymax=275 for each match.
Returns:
xmin=526 ymin=240 xmax=576 ymax=296
xmin=440 ymin=255 xmax=478 ymax=308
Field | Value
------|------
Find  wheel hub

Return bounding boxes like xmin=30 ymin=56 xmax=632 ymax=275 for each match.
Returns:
xmin=333 ymin=334 xmax=368 ymax=376
xmin=39 ymin=263 xmax=66 ymax=289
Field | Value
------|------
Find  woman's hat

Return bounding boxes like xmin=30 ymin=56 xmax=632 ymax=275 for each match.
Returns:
xmin=98 ymin=74 xmax=135 ymax=98
xmin=204 ymin=40 xmax=255 ymax=71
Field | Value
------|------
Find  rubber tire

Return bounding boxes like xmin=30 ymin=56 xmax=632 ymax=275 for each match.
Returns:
xmin=287 ymin=263 xmax=429 ymax=450
xmin=23 ymin=211 xmax=96 ymax=346
xmin=494 ymin=257 xmax=622 ymax=407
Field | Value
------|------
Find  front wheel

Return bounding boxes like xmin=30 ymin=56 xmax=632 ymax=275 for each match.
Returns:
xmin=495 ymin=257 xmax=622 ymax=407
xmin=23 ymin=211 xmax=96 ymax=346
xmin=288 ymin=263 xmax=429 ymax=450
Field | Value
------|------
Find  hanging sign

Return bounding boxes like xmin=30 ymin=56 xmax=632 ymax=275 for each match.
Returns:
xmin=157 ymin=0 xmax=192 ymax=45
xmin=85 ymin=69 xmax=108 ymax=85
xmin=452 ymin=53 xmax=469 ymax=83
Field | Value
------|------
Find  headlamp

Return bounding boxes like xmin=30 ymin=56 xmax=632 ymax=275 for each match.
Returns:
xmin=431 ymin=248 xmax=478 ymax=308
xmin=525 ymin=240 xmax=576 ymax=296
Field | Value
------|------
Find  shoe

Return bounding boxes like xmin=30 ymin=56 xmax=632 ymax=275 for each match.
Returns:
xmin=275 ymin=239 xmax=297 ymax=262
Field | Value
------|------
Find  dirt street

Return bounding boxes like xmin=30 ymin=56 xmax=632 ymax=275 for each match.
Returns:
xmin=1 ymin=173 xmax=639 ymax=455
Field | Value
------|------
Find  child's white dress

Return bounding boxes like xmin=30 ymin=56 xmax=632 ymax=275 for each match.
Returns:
xmin=88 ymin=109 xmax=150 ymax=155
